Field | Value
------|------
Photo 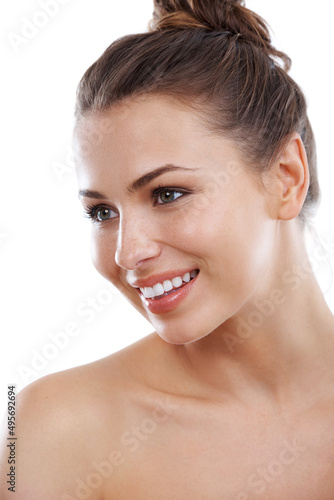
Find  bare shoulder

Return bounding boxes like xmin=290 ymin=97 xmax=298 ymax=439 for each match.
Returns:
xmin=0 ymin=332 xmax=168 ymax=500
xmin=0 ymin=368 xmax=106 ymax=499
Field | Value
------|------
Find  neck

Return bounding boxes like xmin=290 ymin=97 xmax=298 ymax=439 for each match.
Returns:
xmin=175 ymin=221 xmax=334 ymax=407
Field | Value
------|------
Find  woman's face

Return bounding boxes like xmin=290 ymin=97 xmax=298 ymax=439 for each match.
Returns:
xmin=73 ymin=95 xmax=276 ymax=344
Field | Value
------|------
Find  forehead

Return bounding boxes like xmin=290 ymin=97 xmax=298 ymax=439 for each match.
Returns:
xmin=73 ymin=95 xmax=245 ymax=167
xmin=73 ymin=95 xmax=214 ymax=157
xmin=72 ymin=95 xmax=250 ymax=196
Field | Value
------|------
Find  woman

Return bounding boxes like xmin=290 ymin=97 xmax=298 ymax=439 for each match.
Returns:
xmin=2 ymin=0 xmax=334 ymax=498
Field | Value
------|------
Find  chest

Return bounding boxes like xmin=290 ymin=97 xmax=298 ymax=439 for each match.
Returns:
xmin=103 ymin=401 xmax=334 ymax=499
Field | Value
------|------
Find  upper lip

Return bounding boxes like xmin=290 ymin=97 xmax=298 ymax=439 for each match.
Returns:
xmin=128 ymin=268 xmax=198 ymax=289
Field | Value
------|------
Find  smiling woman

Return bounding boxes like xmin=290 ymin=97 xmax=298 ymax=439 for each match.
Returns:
xmin=1 ymin=1 xmax=334 ymax=499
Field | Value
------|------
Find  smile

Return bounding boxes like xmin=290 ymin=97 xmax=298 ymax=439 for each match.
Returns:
xmin=140 ymin=269 xmax=199 ymax=299
xmin=137 ymin=269 xmax=200 ymax=315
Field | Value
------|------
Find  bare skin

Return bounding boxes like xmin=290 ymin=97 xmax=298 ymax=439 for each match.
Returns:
xmin=1 ymin=95 xmax=334 ymax=499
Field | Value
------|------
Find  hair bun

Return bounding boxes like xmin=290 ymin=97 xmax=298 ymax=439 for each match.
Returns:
xmin=149 ymin=0 xmax=245 ymax=32
xmin=149 ymin=0 xmax=290 ymax=70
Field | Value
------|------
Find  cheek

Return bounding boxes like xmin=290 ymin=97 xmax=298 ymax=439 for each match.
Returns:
xmin=90 ymin=228 xmax=151 ymax=321
xmin=90 ymin=230 xmax=119 ymax=285
xmin=210 ymin=205 xmax=273 ymax=299
xmin=174 ymin=194 xmax=271 ymax=289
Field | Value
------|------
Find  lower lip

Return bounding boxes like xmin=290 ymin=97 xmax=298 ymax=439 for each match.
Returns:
xmin=140 ymin=273 xmax=199 ymax=314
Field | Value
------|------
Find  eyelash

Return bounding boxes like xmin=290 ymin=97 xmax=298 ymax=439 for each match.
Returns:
xmin=151 ymin=185 xmax=188 ymax=205
xmin=83 ymin=187 xmax=188 ymax=223
xmin=83 ymin=204 xmax=114 ymax=223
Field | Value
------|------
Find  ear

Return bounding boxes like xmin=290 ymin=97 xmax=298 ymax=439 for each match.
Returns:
xmin=269 ymin=133 xmax=310 ymax=221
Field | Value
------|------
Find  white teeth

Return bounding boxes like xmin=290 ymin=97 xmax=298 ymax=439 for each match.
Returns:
xmin=182 ymin=272 xmax=190 ymax=283
xmin=163 ymin=280 xmax=173 ymax=292
xmin=153 ymin=283 xmax=164 ymax=297
xmin=172 ymin=276 xmax=182 ymax=288
xmin=143 ymin=287 xmax=154 ymax=298
xmin=140 ymin=270 xmax=199 ymax=298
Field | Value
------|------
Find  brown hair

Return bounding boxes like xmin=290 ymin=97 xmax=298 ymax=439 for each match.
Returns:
xmin=74 ymin=0 xmax=320 ymax=222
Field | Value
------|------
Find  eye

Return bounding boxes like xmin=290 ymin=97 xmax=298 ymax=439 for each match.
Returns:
xmin=153 ymin=188 xmax=185 ymax=205
xmin=96 ymin=207 xmax=115 ymax=221
xmin=83 ymin=204 xmax=117 ymax=222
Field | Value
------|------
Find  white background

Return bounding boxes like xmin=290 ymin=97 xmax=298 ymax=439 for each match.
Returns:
xmin=1 ymin=0 xmax=333 ymax=417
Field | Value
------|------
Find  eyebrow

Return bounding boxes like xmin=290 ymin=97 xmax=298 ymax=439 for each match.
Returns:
xmin=78 ymin=164 xmax=197 ymax=199
xmin=78 ymin=189 xmax=107 ymax=200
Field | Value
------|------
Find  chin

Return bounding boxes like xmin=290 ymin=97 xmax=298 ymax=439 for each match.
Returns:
xmin=149 ymin=317 xmax=212 ymax=345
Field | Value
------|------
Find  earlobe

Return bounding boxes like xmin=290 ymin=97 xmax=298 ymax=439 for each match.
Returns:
xmin=275 ymin=133 xmax=310 ymax=221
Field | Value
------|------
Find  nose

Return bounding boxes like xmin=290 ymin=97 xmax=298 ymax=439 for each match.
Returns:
xmin=115 ymin=215 xmax=161 ymax=270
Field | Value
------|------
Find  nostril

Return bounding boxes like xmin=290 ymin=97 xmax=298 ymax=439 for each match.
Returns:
xmin=115 ymin=239 xmax=162 ymax=270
